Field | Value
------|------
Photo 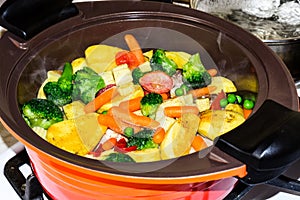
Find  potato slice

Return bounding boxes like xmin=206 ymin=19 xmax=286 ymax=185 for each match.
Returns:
xmin=85 ymin=44 xmax=124 ymax=73
xmin=46 ymin=113 xmax=107 ymax=155
xmin=63 ymin=100 xmax=86 ymax=120
xmin=71 ymin=57 xmax=87 ymax=72
xmin=160 ymin=113 xmax=200 ymax=160
xmin=208 ymin=76 xmax=237 ymax=94
xmin=225 ymin=103 xmax=244 ymax=116
xmin=165 ymin=51 xmax=191 ymax=69
xmin=198 ymin=110 xmax=245 ymax=140
xmin=127 ymin=148 xmax=161 ymax=162
xmin=37 ymin=70 xmax=61 ymax=99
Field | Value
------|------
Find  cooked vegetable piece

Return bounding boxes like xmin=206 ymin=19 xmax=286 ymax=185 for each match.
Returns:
xmin=124 ymin=34 xmax=145 ymax=67
xmin=84 ymin=86 xmax=118 ymax=113
xmin=243 ymin=108 xmax=252 ymax=119
xmin=63 ymin=100 xmax=86 ymax=119
xmin=85 ymin=44 xmax=123 ymax=73
xmin=182 ymin=53 xmax=212 ymax=89
xmin=101 ymin=138 xmax=117 ymax=151
xmin=208 ymin=76 xmax=237 ymax=94
xmin=115 ymin=51 xmax=139 ymax=69
xmin=198 ymin=110 xmax=245 ymax=140
xmin=243 ymin=99 xmax=255 ymax=110
xmin=104 ymin=153 xmax=135 ymax=162
xmin=126 ymin=148 xmax=161 ymax=162
xmin=43 ymin=62 xmax=73 ymax=106
xmin=127 ymin=129 xmax=158 ymax=150
xmin=140 ymin=93 xmax=163 ymax=119
xmin=207 ymin=68 xmax=218 ymax=77
xmin=160 ymin=113 xmax=200 ymax=160
xmin=152 ymin=127 xmax=165 ymax=144
xmin=164 ymin=106 xmax=199 ymax=118
xmin=97 ymin=114 xmax=123 ymax=134
xmin=46 ymin=113 xmax=106 ymax=155
xmin=22 ymin=98 xmax=64 ymax=129
xmin=191 ymin=135 xmax=207 ymax=152
xmin=119 ymin=96 xmax=142 ymax=112
xmin=139 ymin=71 xmax=173 ymax=94
xmin=132 ymin=67 xmax=145 ymax=84
xmin=150 ymin=49 xmax=178 ymax=76
xmin=188 ymin=86 xmax=216 ymax=98
xmin=220 ymin=98 xmax=228 ymax=108
xmin=108 ymin=106 xmax=161 ymax=129
xmin=72 ymin=67 xmax=106 ymax=104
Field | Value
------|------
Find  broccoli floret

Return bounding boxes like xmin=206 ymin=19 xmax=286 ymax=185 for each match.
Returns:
xmin=140 ymin=93 xmax=163 ymax=119
xmin=182 ymin=53 xmax=212 ymax=89
xmin=72 ymin=67 xmax=106 ymax=104
xmin=127 ymin=129 xmax=158 ymax=150
xmin=104 ymin=153 xmax=135 ymax=162
xmin=22 ymin=98 xmax=64 ymax=129
xmin=43 ymin=62 xmax=73 ymax=107
xmin=150 ymin=49 xmax=177 ymax=76
xmin=132 ymin=67 xmax=144 ymax=84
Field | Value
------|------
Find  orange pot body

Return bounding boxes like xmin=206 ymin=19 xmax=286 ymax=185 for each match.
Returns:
xmin=26 ymin=147 xmax=237 ymax=200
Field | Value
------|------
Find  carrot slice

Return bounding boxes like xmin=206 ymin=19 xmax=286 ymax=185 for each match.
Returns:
xmin=188 ymin=86 xmax=216 ymax=98
xmin=153 ymin=127 xmax=165 ymax=144
xmin=119 ymin=96 xmax=143 ymax=112
xmin=84 ymin=86 xmax=118 ymax=113
xmin=207 ymin=68 xmax=218 ymax=77
xmin=160 ymin=93 xmax=169 ymax=100
xmin=98 ymin=114 xmax=123 ymax=134
xmin=101 ymin=138 xmax=117 ymax=151
xmin=109 ymin=106 xmax=160 ymax=129
xmin=124 ymin=34 xmax=145 ymax=65
xmin=191 ymin=135 xmax=207 ymax=152
xmin=164 ymin=106 xmax=199 ymax=118
xmin=243 ymin=108 xmax=252 ymax=119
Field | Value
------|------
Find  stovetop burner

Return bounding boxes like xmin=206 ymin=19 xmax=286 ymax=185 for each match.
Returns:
xmin=4 ymin=149 xmax=48 ymax=200
xmin=3 ymin=148 xmax=300 ymax=200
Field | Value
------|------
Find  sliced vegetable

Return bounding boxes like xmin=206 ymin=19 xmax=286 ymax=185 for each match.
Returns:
xmin=102 ymin=138 xmax=117 ymax=151
xmin=97 ymin=114 xmax=123 ymax=134
xmin=188 ymin=86 xmax=216 ymax=98
xmin=115 ymin=51 xmax=139 ymax=69
xmin=139 ymin=71 xmax=173 ymax=94
xmin=119 ymin=96 xmax=143 ymax=112
xmin=124 ymin=34 xmax=145 ymax=66
xmin=243 ymin=108 xmax=252 ymax=119
xmin=164 ymin=106 xmax=199 ymax=118
xmin=84 ymin=86 xmax=118 ymax=113
xmin=152 ymin=127 xmax=165 ymax=144
xmin=207 ymin=68 xmax=218 ymax=77
xmin=191 ymin=135 xmax=207 ymax=151
xmin=109 ymin=106 xmax=160 ymax=129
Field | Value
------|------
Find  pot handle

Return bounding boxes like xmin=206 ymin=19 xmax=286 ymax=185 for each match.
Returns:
xmin=0 ymin=0 xmax=78 ymax=40
xmin=216 ymin=99 xmax=300 ymax=181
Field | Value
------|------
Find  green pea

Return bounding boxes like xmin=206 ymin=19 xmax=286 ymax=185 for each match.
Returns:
xmin=124 ymin=127 xmax=134 ymax=137
xmin=243 ymin=99 xmax=254 ymax=110
xmin=180 ymin=84 xmax=190 ymax=93
xmin=236 ymin=95 xmax=242 ymax=104
xmin=175 ymin=87 xmax=184 ymax=96
xmin=227 ymin=94 xmax=237 ymax=103
xmin=220 ymin=98 xmax=228 ymax=108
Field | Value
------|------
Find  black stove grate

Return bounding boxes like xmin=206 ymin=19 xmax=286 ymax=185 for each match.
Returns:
xmin=3 ymin=149 xmax=300 ymax=200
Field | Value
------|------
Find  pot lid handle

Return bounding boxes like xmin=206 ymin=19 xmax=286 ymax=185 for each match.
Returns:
xmin=0 ymin=0 xmax=78 ymax=40
xmin=216 ymin=99 xmax=300 ymax=184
